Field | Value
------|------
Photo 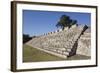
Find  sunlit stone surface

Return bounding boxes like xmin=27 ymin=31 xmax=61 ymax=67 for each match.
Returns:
xmin=26 ymin=24 xmax=91 ymax=59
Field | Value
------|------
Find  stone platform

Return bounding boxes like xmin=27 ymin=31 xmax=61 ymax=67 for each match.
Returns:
xmin=26 ymin=25 xmax=91 ymax=59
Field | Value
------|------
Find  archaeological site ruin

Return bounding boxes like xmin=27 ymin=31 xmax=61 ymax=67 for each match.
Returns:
xmin=26 ymin=24 xmax=91 ymax=59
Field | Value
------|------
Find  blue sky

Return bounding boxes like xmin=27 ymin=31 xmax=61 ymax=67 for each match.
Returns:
xmin=23 ymin=10 xmax=91 ymax=36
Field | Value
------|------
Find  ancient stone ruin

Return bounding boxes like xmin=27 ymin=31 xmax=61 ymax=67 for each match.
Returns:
xmin=26 ymin=24 xmax=91 ymax=59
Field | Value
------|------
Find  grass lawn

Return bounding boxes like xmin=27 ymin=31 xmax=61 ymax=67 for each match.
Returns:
xmin=23 ymin=45 xmax=90 ymax=62
xmin=23 ymin=45 xmax=66 ymax=62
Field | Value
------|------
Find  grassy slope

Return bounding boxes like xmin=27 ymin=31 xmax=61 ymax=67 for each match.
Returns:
xmin=23 ymin=45 xmax=90 ymax=62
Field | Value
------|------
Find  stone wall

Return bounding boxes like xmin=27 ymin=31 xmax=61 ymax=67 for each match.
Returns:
xmin=76 ymin=28 xmax=91 ymax=56
xmin=26 ymin=25 xmax=91 ymax=59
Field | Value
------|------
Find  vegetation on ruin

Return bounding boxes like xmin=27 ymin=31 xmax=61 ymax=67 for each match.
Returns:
xmin=23 ymin=34 xmax=32 ymax=44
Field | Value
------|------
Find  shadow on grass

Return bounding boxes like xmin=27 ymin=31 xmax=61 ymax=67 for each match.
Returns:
xmin=67 ymin=54 xmax=90 ymax=60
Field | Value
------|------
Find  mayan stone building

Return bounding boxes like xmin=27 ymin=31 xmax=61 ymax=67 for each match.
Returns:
xmin=26 ymin=24 xmax=91 ymax=59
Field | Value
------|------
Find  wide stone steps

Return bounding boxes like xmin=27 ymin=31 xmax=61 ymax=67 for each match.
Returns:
xmin=26 ymin=25 xmax=87 ymax=59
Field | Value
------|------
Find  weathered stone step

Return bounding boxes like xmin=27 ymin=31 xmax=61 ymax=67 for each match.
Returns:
xmin=66 ymin=48 xmax=72 ymax=52
xmin=80 ymin=37 xmax=91 ymax=40
xmin=29 ymin=45 xmax=68 ymax=59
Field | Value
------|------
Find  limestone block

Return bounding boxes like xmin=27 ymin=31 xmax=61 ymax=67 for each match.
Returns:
xmin=76 ymin=33 xmax=91 ymax=56
xmin=59 ymin=29 xmax=62 ymax=32
xmin=63 ymin=51 xmax=69 ymax=55
xmin=64 ymin=27 xmax=68 ymax=31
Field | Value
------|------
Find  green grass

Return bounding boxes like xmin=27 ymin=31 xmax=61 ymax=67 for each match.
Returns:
xmin=23 ymin=45 xmax=66 ymax=62
xmin=23 ymin=45 xmax=90 ymax=62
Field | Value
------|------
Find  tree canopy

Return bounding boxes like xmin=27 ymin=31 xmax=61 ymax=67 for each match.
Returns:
xmin=56 ymin=15 xmax=77 ymax=29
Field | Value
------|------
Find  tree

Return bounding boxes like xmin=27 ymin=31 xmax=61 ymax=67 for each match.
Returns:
xmin=23 ymin=34 xmax=32 ymax=44
xmin=56 ymin=15 xmax=77 ymax=29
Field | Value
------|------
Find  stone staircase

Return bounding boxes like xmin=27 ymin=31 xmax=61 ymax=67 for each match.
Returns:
xmin=26 ymin=25 xmax=90 ymax=59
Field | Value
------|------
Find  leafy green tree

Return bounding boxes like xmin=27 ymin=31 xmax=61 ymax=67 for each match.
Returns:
xmin=56 ymin=15 xmax=77 ymax=29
